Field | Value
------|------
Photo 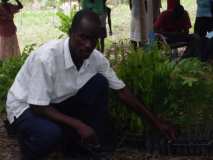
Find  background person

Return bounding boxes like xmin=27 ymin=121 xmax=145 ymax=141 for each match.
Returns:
xmin=194 ymin=0 xmax=213 ymax=38
xmin=79 ymin=0 xmax=108 ymax=52
xmin=0 ymin=0 xmax=23 ymax=60
xmin=129 ymin=0 xmax=142 ymax=49
xmin=129 ymin=0 xmax=154 ymax=48
xmin=97 ymin=0 xmax=113 ymax=53
xmin=154 ymin=0 xmax=192 ymax=46
xmin=154 ymin=0 xmax=205 ymax=60
xmin=105 ymin=1 xmax=112 ymax=36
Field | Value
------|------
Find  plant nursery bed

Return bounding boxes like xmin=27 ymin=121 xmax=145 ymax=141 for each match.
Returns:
xmin=1 ymin=113 xmax=213 ymax=160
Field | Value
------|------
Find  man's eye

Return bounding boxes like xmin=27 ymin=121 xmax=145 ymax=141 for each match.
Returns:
xmin=79 ymin=34 xmax=86 ymax=39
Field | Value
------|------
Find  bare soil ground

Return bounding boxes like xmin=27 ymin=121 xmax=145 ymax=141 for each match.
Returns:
xmin=0 ymin=114 xmax=21 ymax=160
xmin=1 ymin=114 xmax=213 ymax=160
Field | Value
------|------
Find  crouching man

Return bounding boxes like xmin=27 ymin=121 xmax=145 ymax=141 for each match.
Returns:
xmin=6 ymin=9 xmax=176 ymax=160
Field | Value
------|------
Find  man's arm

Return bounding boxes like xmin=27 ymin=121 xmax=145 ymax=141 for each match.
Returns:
xmin=30 ymin=105 xmax=97 ymax=144
xmin=116 ymin=86 xmax=176 ymax=140
xmin=15 ymin=0 xmax=23 ymax=9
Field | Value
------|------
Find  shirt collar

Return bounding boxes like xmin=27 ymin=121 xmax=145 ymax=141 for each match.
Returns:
xmin=63 ymin=37 xmax=92 ymax=69
xmin=64 ymin=38 xmax=75 ymax=69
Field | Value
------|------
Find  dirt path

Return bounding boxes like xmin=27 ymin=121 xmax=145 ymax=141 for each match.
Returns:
xmin=0 ymin=114 xmax=21 ymax=160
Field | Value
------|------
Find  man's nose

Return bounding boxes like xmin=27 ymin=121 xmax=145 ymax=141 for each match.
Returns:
xmin=84 ymin=39 xmax=93 ymax=48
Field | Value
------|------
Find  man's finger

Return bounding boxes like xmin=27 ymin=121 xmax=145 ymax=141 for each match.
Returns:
xmin=167 ymin=129 xmax=176 ymax=142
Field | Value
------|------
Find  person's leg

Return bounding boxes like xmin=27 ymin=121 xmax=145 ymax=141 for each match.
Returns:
xmin=13 ymin=108 xmax=63 ymax=160
xmin=202 ymin=37 xmax=213 ymax=61
xmin=194 ymin=17 xmax=204 ymax=37
xmin=75 ymin=74 xmax=112 ymax=147
xmin=54 ymin=74 xmax=114 ymax=151
xmin=182 ymin=34 xmax=204 ymax=59
xmin=194 ymin=17 xmax=213 ymax=38
xmin=100 ymin=27 xmax=107 ymax=53
xmin=100 ymin=37 xmax=105 ymax=53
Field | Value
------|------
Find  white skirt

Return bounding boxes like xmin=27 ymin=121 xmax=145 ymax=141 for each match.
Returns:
xmin=130 ymin=15 xmax=141 ymax=42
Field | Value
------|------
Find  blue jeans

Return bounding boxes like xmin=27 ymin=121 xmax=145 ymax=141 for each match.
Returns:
xmin=13 ymin=74 xmax=112 ymax=160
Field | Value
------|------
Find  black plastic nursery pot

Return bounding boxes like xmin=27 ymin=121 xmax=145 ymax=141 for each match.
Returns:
xmin=117 ymin=127 xmax=213 ymax=156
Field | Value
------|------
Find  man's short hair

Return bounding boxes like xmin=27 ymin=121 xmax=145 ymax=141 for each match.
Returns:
xmin=68 ymin=9 xmax=101 ymax=36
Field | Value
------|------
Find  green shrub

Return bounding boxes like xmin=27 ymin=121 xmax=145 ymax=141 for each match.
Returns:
xmin=165 ymin=58 xmax=213 ymax=129
xmin=56 ymin=8 xmax=76 ymax=35
xmin=0 ymin=44 xmax=36 ymax=113
xmin=109 ymin=42 xmax=213 ymax=134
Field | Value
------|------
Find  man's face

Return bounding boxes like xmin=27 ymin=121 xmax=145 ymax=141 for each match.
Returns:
xmin=70 ymin=19 xmax=100 ymax=61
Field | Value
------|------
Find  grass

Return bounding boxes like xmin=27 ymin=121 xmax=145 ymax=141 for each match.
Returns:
xmin=108 ymin=4 xmax=131 ymax=41
xmin=15 ymin=9 xmax=63 ymax=49
xmin=14 ymin=1 xmax=196 ymax=51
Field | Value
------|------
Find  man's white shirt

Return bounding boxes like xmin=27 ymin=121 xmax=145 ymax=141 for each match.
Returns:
xmin=6 ymin=38 xmax=125 ymax=124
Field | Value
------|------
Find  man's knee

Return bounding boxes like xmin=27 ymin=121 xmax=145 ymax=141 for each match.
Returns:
xmin=18 ymin=119 xmax=63 ymax=159
xmin=40 ymin=123 xmax=62 ymax=144
xmin=91 ymin=73 xmax=108 ymax=90
xmin=80 ymin=73 xmax=109 ymax=93
xmin=76 ymin=73 xmax=109 ymax=105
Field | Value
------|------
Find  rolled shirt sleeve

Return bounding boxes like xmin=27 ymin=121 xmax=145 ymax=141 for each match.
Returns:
xmin=27 ymin=58 xmax=53 ymax=106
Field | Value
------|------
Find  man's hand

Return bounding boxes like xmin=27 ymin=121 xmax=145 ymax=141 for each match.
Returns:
xmin=30 ymin=105 xmax=99 ymax=145
xmin=117 ymin=87 xmax=176 ymax=141
xmin=154 ymin=118 xmax=176 ymax=142
xmin=77 ymin=122 xmax=98 ymax=145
